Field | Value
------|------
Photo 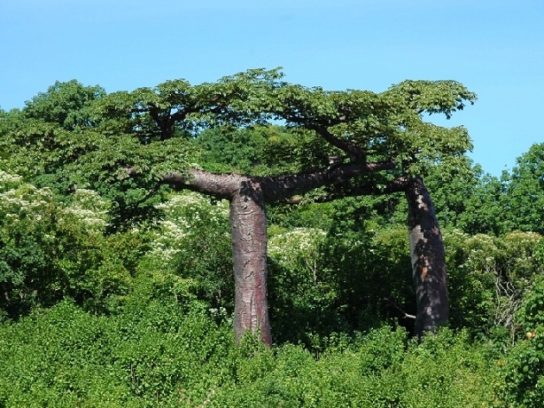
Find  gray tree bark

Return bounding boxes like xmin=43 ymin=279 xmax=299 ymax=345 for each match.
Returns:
xmin=405 ymin=177 xmax=449 ymax=336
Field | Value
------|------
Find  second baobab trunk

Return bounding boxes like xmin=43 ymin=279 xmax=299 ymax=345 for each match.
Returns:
xmin=405 ymin=177 xmax=449 ymax=337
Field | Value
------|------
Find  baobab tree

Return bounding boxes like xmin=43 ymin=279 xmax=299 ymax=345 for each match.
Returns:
xmin=13 ymin=70 xmax=475 ymax=341
xmin=148 ymin=73 xmax=474 ymax=340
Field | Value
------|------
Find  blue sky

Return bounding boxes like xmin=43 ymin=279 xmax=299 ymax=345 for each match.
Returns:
xmin=1 ymin=0 xmax=542 ymax=175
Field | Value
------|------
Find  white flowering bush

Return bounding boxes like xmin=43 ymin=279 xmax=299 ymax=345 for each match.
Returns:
xmin=444 ymin=229 xmax=544 ymax=337
xmin=0 ymin=171 xmax=23 ymax=189
xmin=61 ymin=188 xmax=111 ymax=232
xmin=0 ymin=172 xmax=130 ymax=318
xmin=0 ymin=173 xmax=55 ymax=226
xmin=0 ymin=173 xmax=58 ymax=317
xmin=268 ymin=228 xmax=326 ymax=281
xmin=268 ymin=227 xmax=343 ymax=344
xmin=138 ymin=192 xmax=233 ymax=309
xmin=148 ymin=192 xmax=229 ymax=264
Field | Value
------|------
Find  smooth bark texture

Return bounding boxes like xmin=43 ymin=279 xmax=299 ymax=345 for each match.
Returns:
xmin=230 ymin=181 xmax=272 ymax=346
xmin=405 ymin=178 xmax=449 ymax=336
xmin=163 ymin=169 xmax=241 ymax=199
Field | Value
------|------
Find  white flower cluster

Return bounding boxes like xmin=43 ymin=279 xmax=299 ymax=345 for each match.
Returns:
xmin=0 ymin=176 xmax=54 ymax=226
xmin=155 ymin=193 xmax=206 ymax=211
xmin=0 ymin=171 xmax=23 ymax=188
xmin=148 ymin=192 xmax=229 ymax=263
xmin=269 ymin=228 xmax=326 ymax=277
xmin=61 ymin=189 xmax=110 ymax=231
xmin=155 ymin=192 xmax=229 ymax=219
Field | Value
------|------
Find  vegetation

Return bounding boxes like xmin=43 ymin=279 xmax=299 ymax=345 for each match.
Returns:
xmin=1 ymin=71 xmax=544 ymax=406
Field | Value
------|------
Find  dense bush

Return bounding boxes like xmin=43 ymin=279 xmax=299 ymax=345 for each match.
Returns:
xmin=501 ymin=278 xmax=544 ymax=407
xmin=0 ymin=301 xmax=500 ymax=407
xmin=0 ymin=172 xmax=135 ymax=318
xmin=2 ymin=172 xmax=544 ymax=406
xmin=146 ymin=192 xmax=233 ymax=309
xmin=445 ymin=230 xmax=544 ymax=338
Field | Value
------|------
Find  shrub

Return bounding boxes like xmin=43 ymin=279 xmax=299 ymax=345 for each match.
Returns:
xmin=0 ymin=173 xmax=135 ymax=318
xmin=0 ymin=303 xmax=499 ymax=407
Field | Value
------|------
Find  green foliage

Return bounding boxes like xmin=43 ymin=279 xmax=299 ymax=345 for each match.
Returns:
xmin=458 ymin=172 xmax=511 ymax=235
xmin=23 ymin=80 xmax=106 ymax=130
xmin=506 ymin=143 xmax=544 ymax=234
xmin=196 ymin=125 xmax=326 ymax=176
xmin=1 ymin=71 xmax=481 ymax=231
xmin=501 ymin=278 xmax=544 ymax=407
xmin=139 ymin=192 xmax=233 ymax=310
xmin=386 ymin=80 xmax=477 ymax=119
xmin=0 ymin=303 xmax=498 ymax=407
xmin=0 ymin=173 xmax=138 ymax=317
xmin=264 ymin=78 xmax=476 ymax=179
xmin=431 ymin=143 xmax=544 ymax=236
xmin=213 ymin=327 xmax=497 ymax=407
xmin=0 ymin=301 xmax=235 ymax=407
xmin=0 ymin=110 xmax=195 ymax=227
xmin=445 ymin=230 xmax=544 ymax=338
xmin=3 ymin=72 xmax=544 ymax=407
xmin=268 ymin=199 xmax=415 ymax=345
xmin=268 ymin=227 xmax=337 ymax=345
xmin=423 ymin=156 xmax=481 ymax=228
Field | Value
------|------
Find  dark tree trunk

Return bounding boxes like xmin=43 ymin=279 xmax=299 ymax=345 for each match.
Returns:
xmin=405 ymin=177 xmax=448 ymax=337
xmin=230 ymin=181 xmax=272 ymax=346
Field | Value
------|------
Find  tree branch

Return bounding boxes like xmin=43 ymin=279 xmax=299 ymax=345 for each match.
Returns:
xmin=161 ymin=169 xmax=243 ymax=199
xmin=260 ymin=161 xmax=395 ymax=202
xmin=306 ymin=123 xmax=366 ymax=162
xmin=299 ymin=176 xmax=409 ymax=204
xmin=385 ymin=296 xmax=416 ymax=320
xmin=128 ymin=160 xmax=396 ymax=205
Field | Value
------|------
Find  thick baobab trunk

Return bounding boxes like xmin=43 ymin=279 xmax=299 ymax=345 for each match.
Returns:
xmin=405 ymin=177 xmax=448 ymax=337
xmin=230 ymin=181 xmax=272 ymax=346
xmin=161 ymin=163 xmax=396 ymax=346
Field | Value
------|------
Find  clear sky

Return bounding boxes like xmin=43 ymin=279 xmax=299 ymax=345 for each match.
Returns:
xmin=1 ymin=0 xmax=542 ymax=175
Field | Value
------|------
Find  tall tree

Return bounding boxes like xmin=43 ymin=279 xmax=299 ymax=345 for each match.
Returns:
xmin=505 ymin=143 xmax=544 ymax=234
xmin=261 ymin=79 xmax=474 ymax=336
xmin=157 ymin=161 xmax=392 ymax=345
xmin=24 ymin=80 xmax=105 ymax=130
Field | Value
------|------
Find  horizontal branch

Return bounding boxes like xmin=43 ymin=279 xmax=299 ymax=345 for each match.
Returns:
xmin=132 ymin=160 xmax=396 ymax=204
xmin=161 ymin=169 xmax=243 ymax=199
xmin=260 ymin=161 xmax=395 ymax=202
xmin=298 ymin=176 xmax=409 ymax=204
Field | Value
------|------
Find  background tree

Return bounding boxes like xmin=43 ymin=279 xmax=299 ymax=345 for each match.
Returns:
xmin=24 ymin=80 xmax=105 ymax=130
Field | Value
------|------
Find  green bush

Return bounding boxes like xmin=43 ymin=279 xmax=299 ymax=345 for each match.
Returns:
xmin=138 ymin=191 xmax=233 ymax=311
xmin=0 ymin=301 xmax=237 ymax=407
xmin=211 ymin=327 xmax=498 ymax=407
xmin=501 ymin=277 xmax=544 ymax=407
xmin=445 ymin=230 xmax=544 ymax=338
xmin=0 ymin=173 xmax=135 ymax=318
xmin=0 ymin=303 xmax=500 ymax=407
